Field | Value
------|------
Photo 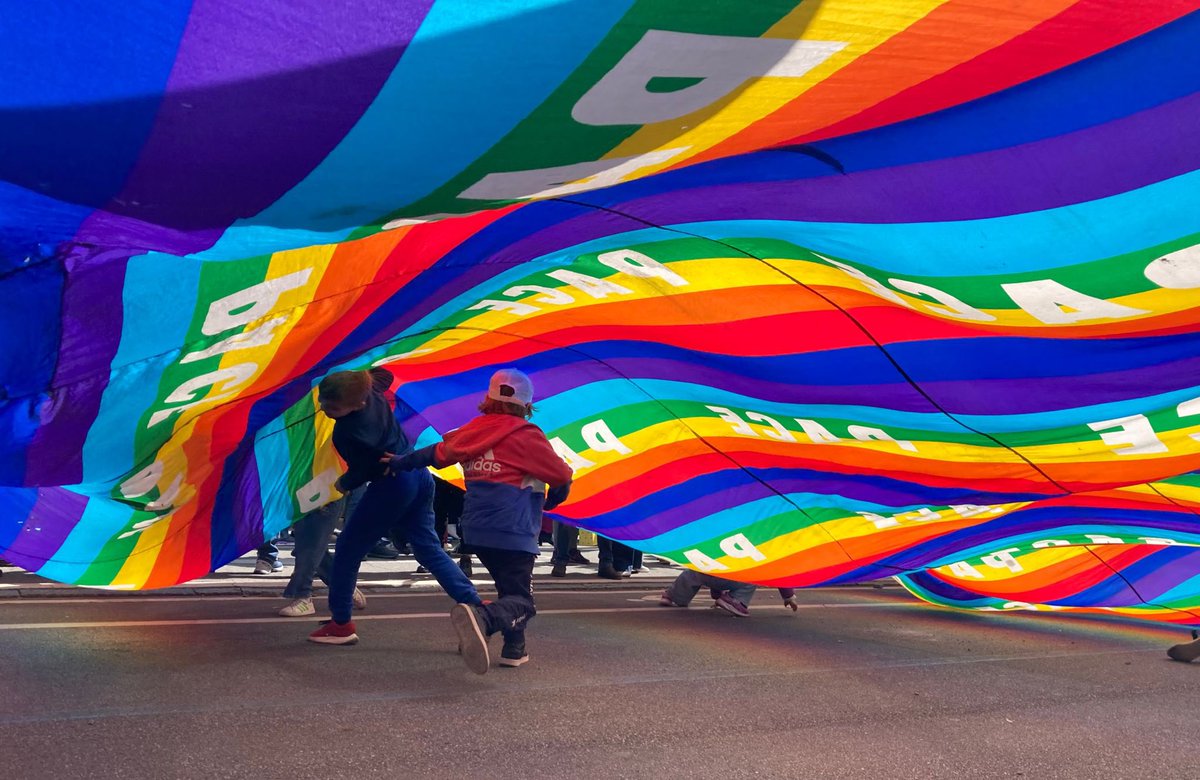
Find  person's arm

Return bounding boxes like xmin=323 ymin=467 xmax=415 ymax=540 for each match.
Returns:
xmin=382 ymin=443 xmax=440 ymax=473
xmin=544 ymin=481 xmax=571 ymax=511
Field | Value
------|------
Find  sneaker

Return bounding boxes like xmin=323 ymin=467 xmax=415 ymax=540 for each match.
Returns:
xmin=1167 ymin=637 xmax=1200 ymax=663
xmin=416 ymin=564 xmax=429 ymax=573
xmin=450 ymin=603 xmax=491 ymax=675
xmin=567 ymin=550 xmax=591 ymax=565
xmin=458 ymin=557 xmax=473 ymax=577
xmin=713 ymin=592 xmax=750 ymax=617
xmin=550 ymin=563 xmax=567 ymax=577
xmin=308 ymin=619 xmax=358 ymax=645
xmin=279 ymin=597 xmax=314 ymax=617
xmin=499 ymin=642 xmax=529 ymax=668
xmin=658 ymin=589 xmax=685 ymax=608
xmin=352 ymin=587 xmax=367 ymax=610
xmin=253 ymin=558 xmax=283 ymax=575
xmin=366 ymin=540 xmax=400 ymax=559
xmin=597 ymin=564 xmax=622 ymax=580
xmin=631 ymin=566 xmax=650 ymax=574
xmin=621 ymin=566 xmax=633 ymax=578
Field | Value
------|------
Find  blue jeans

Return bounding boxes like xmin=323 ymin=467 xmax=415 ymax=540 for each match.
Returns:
xmin=282 ymin=497 xmax=342 ymax=599
xmin=328 ymin=469 xmax=480 ymax=624
xmin=664 ymin=569 xmax=757 ymax=607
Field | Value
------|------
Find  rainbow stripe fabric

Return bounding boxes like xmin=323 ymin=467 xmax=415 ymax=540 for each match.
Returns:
xmin=2 ymin=1 xmax=1200 ymax=625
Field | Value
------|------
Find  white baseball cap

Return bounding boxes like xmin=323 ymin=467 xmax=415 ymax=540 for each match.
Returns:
xmin=487 ymin=368 xmax=533 ymax=406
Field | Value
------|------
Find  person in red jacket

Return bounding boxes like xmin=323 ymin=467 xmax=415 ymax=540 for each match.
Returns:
xmin=384 ymin=368 xmax=572 ymax=674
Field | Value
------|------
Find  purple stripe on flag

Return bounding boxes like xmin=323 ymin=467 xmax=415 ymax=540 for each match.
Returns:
xmin=3 ymin=487 xmax=87 ymax=566
xmin=24 ymin=247 xmax=129 ymax=485
xmin=919 ymin=355 xmax=1200 ymax=415
xmin=580 ymin=89 xmax=1200 ymax=226
xmin=229 ymin=454 xmax=266 ymax=568
xmin=88 ymin=0 xmax=433 ymax=240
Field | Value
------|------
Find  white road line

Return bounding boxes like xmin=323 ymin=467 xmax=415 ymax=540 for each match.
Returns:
xmin=0 ymin=589 xmax=678 ymax=606
xmin=0 ymin=601 xmax=918 ymax=631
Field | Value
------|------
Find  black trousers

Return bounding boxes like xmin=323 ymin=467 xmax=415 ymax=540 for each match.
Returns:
xmin=473 ymin=546 xmax=536 ymax=646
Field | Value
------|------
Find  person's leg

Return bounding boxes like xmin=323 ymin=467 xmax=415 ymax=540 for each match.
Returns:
xmin=663 ymin=569 xmax=705 ymax=606
xmin=597 ymin=536 xmax=613 ymax=567
xmin=727 ymin=582 xmax=758 ymax=606
xmin=551 ymin=520 xmax=574 ymax=565
xmin=397 ymin=471 xmax=480 ymax=605
xmin=696 ymin=573 xmax=753 ymax=617
xmin=434 ymin=511 xmax=449 ymax=547
xmin=314 ymin=549 xmax=334 ymax=587
xmin=631 ymin=549 xmax=644 ymax=571
xmin=612 ymin=541 xmax=635 ymax=575
xmin=473 ymin=547 xmax=536 ymax=666
xmin=326 ymin=483 xmax=394 ymax=624
xmin=457 ymin=540 xmax=474 ymax=577
xmin=596 ymin=536 xmax=621 ymax=578
xmin=283 ymin=500 xmax=340 ymax=600
xmin=254 ymin=540 xmax=282 ymax=574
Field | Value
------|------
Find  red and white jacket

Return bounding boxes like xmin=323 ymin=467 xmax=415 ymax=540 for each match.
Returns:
xmin=427 ymin=413 xmax=572 ymax=554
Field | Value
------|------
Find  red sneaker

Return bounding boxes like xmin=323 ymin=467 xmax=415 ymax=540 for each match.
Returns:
xmin=308 ymin=619 xmax=359 ymax=645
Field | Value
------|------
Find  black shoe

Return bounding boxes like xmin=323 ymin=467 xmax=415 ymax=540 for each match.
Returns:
xmin=458 ymin=558 xmax=473 ymax=577
xmin=567 ymin=550 xmax=591 ymax=565
xmin=597 ymin=564 xmax=622 ymax=580
xmin=415 ymin=564 xmax=429 ymax=573
xmin=366 ymin=541 xmax=400 ymax=559
xmin=499 ymin=642 xmax=529 ymax=667
xmin=551 ymin=563 xmax=567 ymax=577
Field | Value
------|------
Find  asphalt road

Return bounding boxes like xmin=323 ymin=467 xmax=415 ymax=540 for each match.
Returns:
xmin=0 ymin=586 xmax=1195 ymax=779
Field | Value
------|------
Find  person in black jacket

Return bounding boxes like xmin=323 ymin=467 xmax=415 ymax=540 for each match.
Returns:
xmin=307 ymin=367 xmax=481 ymax=645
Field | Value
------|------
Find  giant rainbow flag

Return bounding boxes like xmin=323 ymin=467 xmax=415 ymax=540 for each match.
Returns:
xmin=3 ymin=1 xmax=1200 ymax=626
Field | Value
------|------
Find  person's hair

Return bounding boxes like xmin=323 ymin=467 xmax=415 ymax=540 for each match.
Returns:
xmin=478 ymin=397 xmax=533 ymax=419
xmin=318 ymin=370 xmax=372 ymax=406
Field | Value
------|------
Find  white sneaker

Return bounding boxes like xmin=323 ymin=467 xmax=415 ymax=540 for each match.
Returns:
xmin=278 ymin=597 xmax=314 ymax=617
xmin=352 ymin=587 xmax=367 ymax=610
